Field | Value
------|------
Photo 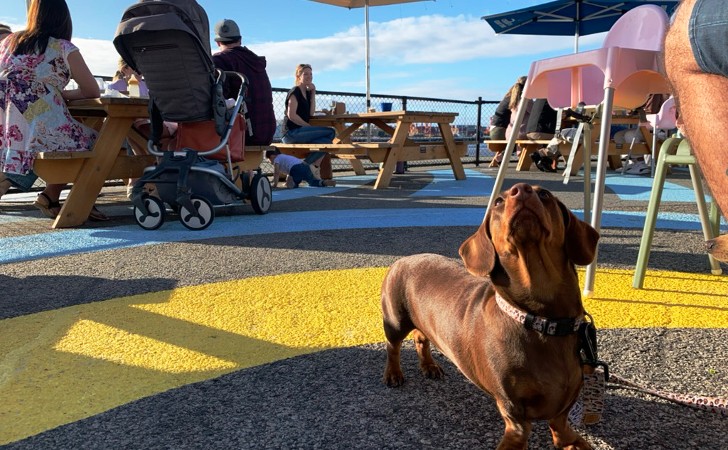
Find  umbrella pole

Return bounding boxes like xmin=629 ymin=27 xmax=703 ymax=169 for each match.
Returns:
xmin=365 ymin=2 xmax=371 ymax=110
xmin=365 ymin=1 xmax=372 ymax=140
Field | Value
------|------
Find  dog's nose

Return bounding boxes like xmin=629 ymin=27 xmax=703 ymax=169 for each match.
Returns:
xmin=508 ymin=183 xmax=533 ymax=200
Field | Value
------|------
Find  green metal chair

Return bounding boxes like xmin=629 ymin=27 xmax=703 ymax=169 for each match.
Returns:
xmin=633 ymin=137 xmax=723 ymax=289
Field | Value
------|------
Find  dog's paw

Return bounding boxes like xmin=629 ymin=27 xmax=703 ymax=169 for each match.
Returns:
xmin=558 ymin=436 xmax=593 ymax=450
xmin=383 ymin=367 xmax=405 ymax=387
xmin=707 ymin=235 xmax=728 ymax=262
xmin=419 ymin=362 xmax=445 ymax=380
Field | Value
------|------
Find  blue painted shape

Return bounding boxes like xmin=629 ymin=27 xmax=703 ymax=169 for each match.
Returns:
xmin=604 ymin=172 xmax=710 ymax=203
xmin=271 ymin=175 xmax=377 ymax=201
xmin=410 ymin=169 xmax=494 ymax=197
xmin=0 ymin=207 xmax=724 ymax=265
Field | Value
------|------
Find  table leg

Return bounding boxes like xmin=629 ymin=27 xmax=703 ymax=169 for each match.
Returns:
xmin=52 ymin=117 xmax=133 ymax=228
xmin=438 ymin=122 xmax=466 ymax=180
xmin=373 ymin=120 xmax=409 ymax=189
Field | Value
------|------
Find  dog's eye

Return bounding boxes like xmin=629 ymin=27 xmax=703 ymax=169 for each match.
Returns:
xmin=494 ymin=197 xmax=504 ymax=206
xmin=538 ymin=190 xmax=551 ymax=200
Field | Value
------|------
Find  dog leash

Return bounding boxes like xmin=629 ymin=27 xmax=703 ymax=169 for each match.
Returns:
xmin=607 ymin=373 xmax=728 ymax=417
xmin=494 ymin=294 xmax=728 ymax=419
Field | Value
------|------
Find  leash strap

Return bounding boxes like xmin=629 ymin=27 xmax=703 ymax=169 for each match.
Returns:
xmin=609 ymin=374 xmax=728 ymax=417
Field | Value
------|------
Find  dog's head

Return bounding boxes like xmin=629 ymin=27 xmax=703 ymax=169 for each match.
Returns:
xmin=459 ymin=183 xmax=599 ymax=279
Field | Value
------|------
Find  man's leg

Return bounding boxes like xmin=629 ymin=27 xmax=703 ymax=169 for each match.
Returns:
xmin=664 ymin=0 xmax=728 ymax=215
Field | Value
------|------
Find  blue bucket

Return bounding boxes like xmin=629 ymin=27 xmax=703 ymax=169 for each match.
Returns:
xmin=380 ymin=102 xmax=393 ymax=112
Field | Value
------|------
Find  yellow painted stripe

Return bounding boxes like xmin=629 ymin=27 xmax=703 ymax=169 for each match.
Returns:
xmin=1 ymin=267 xmax=725 ymax=444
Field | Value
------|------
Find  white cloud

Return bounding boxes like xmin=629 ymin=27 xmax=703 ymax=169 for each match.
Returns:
xmin=74 ymin=38 xmax=120 ymax=78
xmin=254 ymin=14 xmax=602 ymax=80
xmin=72 ymin=12 xmax=605 ymax=100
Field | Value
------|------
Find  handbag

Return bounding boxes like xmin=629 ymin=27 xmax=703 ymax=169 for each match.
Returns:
xmin=166 ymin=113 xmax=246 ymax=162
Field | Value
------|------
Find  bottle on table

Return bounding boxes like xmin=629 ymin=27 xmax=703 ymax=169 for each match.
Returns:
xmin=128 ymin=76 xmax=140 ymax=97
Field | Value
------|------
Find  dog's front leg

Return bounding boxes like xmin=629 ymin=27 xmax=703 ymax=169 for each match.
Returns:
xmin=548 ymin=414 xmax=592 ymax=449
xmin=383 ymin=340 xmax=405 ymax=387
xmin=412 ymin=329 xmax=444 ymax=379
xmin=496 ymin=411 xmax=531 ymax=450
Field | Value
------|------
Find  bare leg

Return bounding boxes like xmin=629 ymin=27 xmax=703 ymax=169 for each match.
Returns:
xmin=664 ymin=0 xmax=728 ymax=216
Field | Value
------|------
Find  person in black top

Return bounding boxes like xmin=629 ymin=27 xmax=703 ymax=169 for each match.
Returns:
xmin=282 ymin=64 xmax=335 ymax=144
xmin=488 ymin=76 xmax=526 ymax=167
xmin=526 ymin=99 xmax=560 ymax=172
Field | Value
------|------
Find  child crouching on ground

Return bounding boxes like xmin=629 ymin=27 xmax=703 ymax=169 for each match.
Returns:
xmin=266 ymin=149 xmax=336 ymax=188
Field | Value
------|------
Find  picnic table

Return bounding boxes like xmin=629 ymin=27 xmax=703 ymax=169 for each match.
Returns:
xmin=274 ymin=110 xmax=468 ymax=189
xmin=32 ymin=97 xmax=265 ymax=229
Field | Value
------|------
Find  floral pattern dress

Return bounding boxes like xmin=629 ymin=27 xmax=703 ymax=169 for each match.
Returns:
xmin=0 ymin=36 xmax=97 ymax=175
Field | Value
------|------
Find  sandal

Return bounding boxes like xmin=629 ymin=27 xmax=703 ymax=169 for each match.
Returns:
xmin=34 ymin=192 xmax=61 ymax=219
xmin=88 ymin=205 xmax=110 ymax=222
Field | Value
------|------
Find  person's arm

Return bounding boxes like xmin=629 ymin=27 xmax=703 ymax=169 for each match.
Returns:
xmin=62 ymin=50 xmax=100 ymax=101
xmin=306 ymin=82 xmax=316 ymax=117
xmin=286 ymin=93 xmax=310 ymax=127
xmin=271 ymin=162 xmax=280 ymax=188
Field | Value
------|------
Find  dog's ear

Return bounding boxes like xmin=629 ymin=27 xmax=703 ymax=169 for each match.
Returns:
xmin=559 ymin=201 xmax=600 ymax=266
xmin=459 ymin=221 xmax=496 ymax=277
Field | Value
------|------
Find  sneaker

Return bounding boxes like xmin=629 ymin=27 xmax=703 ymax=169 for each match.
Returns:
xmin=624 ymin=160 xmax=651 ymax=175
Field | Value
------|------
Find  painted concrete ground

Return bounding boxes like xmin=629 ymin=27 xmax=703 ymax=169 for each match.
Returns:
xmin=1 ymin=166 xmax=726 ymax=449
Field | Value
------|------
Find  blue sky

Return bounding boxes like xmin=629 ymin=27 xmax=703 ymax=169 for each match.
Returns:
xmin=1 ymin=1 xmax=608 ymax=101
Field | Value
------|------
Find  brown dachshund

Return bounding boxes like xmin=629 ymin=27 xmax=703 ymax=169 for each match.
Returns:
xmin=381 ymin=183 xmax=600 ymax=450
xmin=707 ymin=234 xmax=728 ymax=262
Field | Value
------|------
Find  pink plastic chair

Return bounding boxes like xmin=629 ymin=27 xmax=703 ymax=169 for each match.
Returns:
xmin=486 ymin=5 xmax=671 ymax=297
xmin=644 ymin=96 xmax=677 ymax=172
xmin=645 ymin=96 xmax=677 ymax=131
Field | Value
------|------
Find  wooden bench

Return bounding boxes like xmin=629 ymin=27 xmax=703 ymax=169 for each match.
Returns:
xmin=270 ymin=141 xmax=470 ymax=176
xmin=34 ymin=145 xmax=268 ymax=188
xmin=486 ymin=138 xmax=652 ymax=174
xmin=34 ymin=151 xmax=157 ymax=184
xmin=226 ymin=145 xmax=268 ymax=190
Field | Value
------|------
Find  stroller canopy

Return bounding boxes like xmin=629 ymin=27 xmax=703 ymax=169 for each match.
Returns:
xmin=113 ymin=0 xmax=217 ymax=123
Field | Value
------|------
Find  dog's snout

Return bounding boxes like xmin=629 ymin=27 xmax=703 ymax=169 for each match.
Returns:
xmin=508 ymin=183 xmax=533 ymax=200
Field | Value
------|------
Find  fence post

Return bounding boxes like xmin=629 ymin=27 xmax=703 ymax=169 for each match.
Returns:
xmin=475 ymin=97 xmax=483 ymax=166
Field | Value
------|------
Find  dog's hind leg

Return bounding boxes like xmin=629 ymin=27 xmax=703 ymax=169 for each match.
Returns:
xmin=412 ymin=329 xmax=444 ymax=380
xmin=548 ymin=414 xmax=592 ymax=450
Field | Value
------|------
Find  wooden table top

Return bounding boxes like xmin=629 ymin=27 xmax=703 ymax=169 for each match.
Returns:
xmin=312 ymin=110 xmax=458 ymax=122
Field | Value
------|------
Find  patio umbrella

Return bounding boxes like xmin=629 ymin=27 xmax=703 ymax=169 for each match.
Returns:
xmin=309 ymin=0 xmax=432 ymax=110
xmin=482 ymin=0 xmax=678 ymax=53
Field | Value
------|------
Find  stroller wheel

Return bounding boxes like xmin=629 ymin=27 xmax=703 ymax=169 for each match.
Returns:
xmin=179 ymin=195 xmax=214 ymax=230
xmin=249 ymin=173 xmax=272 ymax=214
xmin=134 ymin=195 xmax=165 ymax=230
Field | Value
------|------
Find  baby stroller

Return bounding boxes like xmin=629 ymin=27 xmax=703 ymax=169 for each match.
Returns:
xmin=113 ymin=0 xmax=272 ymax=230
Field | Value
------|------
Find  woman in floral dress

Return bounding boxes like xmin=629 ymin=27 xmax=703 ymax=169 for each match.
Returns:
xmin=0 ymin=0 xmax=105 ymax=220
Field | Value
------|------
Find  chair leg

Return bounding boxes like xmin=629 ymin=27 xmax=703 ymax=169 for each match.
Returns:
xmin=632 ymin=138 xmax=681 ymax=288
xmin=690 ymin=185 xmax=724 ymax=278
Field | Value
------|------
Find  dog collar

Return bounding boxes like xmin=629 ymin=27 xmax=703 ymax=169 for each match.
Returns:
xmin=495 ymin=292 xmax=584 ymax=336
